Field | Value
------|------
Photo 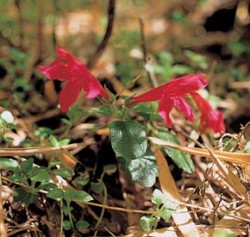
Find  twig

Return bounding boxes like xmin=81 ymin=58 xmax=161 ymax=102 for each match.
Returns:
xmin=35 ymin=0 xmax=43 ymax=65
xmin=0 ymin=173 xmax=7 ymax=237
xmin=24 ymin=0 xmax=44 ymax=82
xmin=52 ymin=0 xmax=60 ymax=47
xmin=22 ymin=108 xmax=61 ymax=124
xmin=0 ymin=142 xmax=89 ymax=157
xmin=87 ymin=0 xmax=116 ymax=69
xmin=138 ymin=17 xmax=158 ymax=87
xmin=14 ymin=0 xmax=24 ymax=48
xmin=83 ymin=201 xmax=156 ymax=215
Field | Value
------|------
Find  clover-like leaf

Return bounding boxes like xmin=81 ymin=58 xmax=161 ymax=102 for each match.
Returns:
xmin=139 ymin=215 xmax=158 ymax=232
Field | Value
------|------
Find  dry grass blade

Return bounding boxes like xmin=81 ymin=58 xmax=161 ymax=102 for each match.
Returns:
xmin=205 ymin=145 xmax=247 ymax=200
xmin=149 ymin=137 xmax=250 ymax=166
xmin=0 ymin=140 xmax=94 ymax=157
xmin=109 ymin=77 xmax=133 ymax=96
xmin=154 ymin=148 xmax=200 ymax=237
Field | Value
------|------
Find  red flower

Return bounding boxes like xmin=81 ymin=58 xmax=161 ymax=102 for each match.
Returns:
xmin=130 ymin=73 xmax=225 ymax=133
xmin=191 ymin=92 xmax=225 ymax=133
xmin=38 ymin=46 xmax=109 ymax=112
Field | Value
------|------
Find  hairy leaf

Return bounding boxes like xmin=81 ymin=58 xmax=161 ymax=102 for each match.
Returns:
xmin=109 ymin=120 xmax=147 ymax=160
xmin=127 ymin=149 xmax=158 ymax=187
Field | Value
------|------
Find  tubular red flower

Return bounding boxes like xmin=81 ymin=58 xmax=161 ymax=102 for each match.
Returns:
xmin=130 ymin=73 xmax=225 ymax=133
xmin=191 ymin=93 xmax=225 ymax=133
xmin=129 ymin=73 xmax=207 ymax=105
xmin=38 ymin=46 xmax=108 ymax=112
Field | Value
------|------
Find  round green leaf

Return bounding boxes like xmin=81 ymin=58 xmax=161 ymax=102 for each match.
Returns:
xmin=139 ymin=216 xmax=158 ymax=232
xmin=103 ymin=164 xmax=117 ymax=175
xmin=74 ymin=176 xmax=89 ymax=186
xmin=47 ymin=187 xmax=64 ymax=200
xmin=76 ymin=220 xmax=89 ymax=233
xmin=63 ymin=220 xmax=71 ymax=230
xmin=91 ymin=181 xmax=104 ymax=194
xmin=109 ymin=120 xmax=147 ymax=160
xmin=151 ymin=189 xmax=178 ymax=220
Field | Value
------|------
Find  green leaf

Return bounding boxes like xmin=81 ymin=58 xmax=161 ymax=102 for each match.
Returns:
xmin=62 ymin=205 xmax=73 ymax=216
xmin=94 ymin=105 xmax=113 ymax=115
xmin=158 ymin=131 xmax=194 ymax=173
xmin=63 ymin=189 xmax=93 ymax=203
xmin=34 ymin=127 xmax=54 ymax=140
xmin=103 ymin=164 xmax=117 ymax=175
xmin=0 ymin=158 xmax=18 ymax=170
xmin=109 ymin=120 xmax=147 ymax=160
xmin=39 ymin=182 xmax=57 ymax=191
xmin=74 ymin=176 xmax=89 ymax=186
xmin=47 ymin=187 xmax=64 ymax=200
xmin=215 ymin=229 xmax=237 ymax=237
xmin=91 ymin=181 xmax=105 ymax=194
xmin=67 ymin=105 xmax=88 ymax=122
xmin=184 ymin=50 xmax=208 ymax=70
xmin=127 ymin=149 xmax=158 ymax=187
xmin=152 ymin=189 xmax=178 ymax=210
xmin=61 ymin=118 xmax=72 ymax=126
xmin=246 ymin=141 xmax=250 ymax=154
xmin=20 ymin=158 xmax=34 ymax=172
xmin=58 ymin=138 xmax=70 ymax=146
xmin=157 ymin=207 xmax=173 ymax=221
xmin=30 ymin=168 xmax=51 ymax=182
xmin=139 ymin=215 xmax=158 ymax=232
xmin=49 ymin=135 xmax=60 ymax=147
xmin=151 ymin=189 xmax=178 ymax=221
xmin=63 ymin=220 xmax=72 ymax=230
xmin=53 ymin=168 xmax=73 ymax=178
xmin=14 ymin=187 xmax=38 ymax=205
xmin=9 ymin=172 xmax=29 ymax=185
xmin=76 ymin=220 xmax=89 ymax=233
xmin=133 ymin=103 xmax=161 ymax=121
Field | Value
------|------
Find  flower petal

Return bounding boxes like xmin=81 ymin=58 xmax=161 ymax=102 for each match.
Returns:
xmin=158 ymin=95 xmax=174 ymax=127
xmin=172 ymin=96 xmax=194 ymax=121
xmin=38 ymin=46 xmax=109 ymax=112
xmin=82 ymin=72 xmax=109 ymax=100
xmin=192 ymin=92 xmax=225 ymax=133
xmin=38 ymin=45 xmax=83 ymax=81
xmin=165 ymin=73 xmax=207 ymax=95
xmin=129 ymin=84 xmax=166 ymax=105
xmin=58 ymin=81 xmax=82 ymax=112
xmin=158 ymin=95 xmax=194 ymax=127
xmin=129 ymin=73 xmax=207 ymax=105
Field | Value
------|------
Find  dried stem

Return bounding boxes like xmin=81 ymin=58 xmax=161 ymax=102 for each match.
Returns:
xmin=35 ymin=0 xmax=43 ymax=65
xmin=0 ymin=173 xmax=7 ymax=237
xmin=139 ymin=17 xmax=158 ymax=87
xmin=14 ymin=0 xmax=24 ymax=47
xmin=0 ymin=142 xmax=87 ymax=157
xmin=87 ymin=0 xmax=116 ymax=69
